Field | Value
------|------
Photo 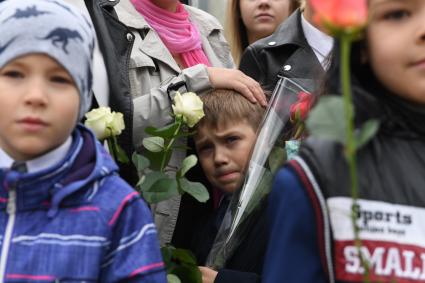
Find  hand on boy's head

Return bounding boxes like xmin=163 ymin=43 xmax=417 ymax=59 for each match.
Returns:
xmin=198 ymin=266 xmax=218 ymax=283
xmin=207 ymin=67 xmax=267 ymax=107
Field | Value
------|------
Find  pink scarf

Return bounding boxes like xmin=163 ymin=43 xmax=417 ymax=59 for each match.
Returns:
xmin=130 ymin=0 xmax=211 ymax=68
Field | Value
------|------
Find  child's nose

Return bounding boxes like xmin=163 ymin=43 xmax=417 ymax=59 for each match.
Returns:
xmin=214 ymin=148 xmax=229 ymax=165
xmin=24 ymin=79 xmax=48 ymax=107
xmin=258 ymin=0 xmax=271 ymax=7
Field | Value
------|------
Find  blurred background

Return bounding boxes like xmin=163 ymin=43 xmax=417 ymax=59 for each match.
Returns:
xmin=183 ymin=0 xmax=228 ymax=25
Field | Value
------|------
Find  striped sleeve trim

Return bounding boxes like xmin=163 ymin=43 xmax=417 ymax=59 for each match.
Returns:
xmin=6 ymin=274 xmax=55 ymax=281
xmin=12 ymin=233 xmax=109 ymax=247
xmin=101 ymin=223 xmax=157 ymax=268
xmin=108 ymin=192 xmax=139 ymax=226
xmin=130 ymin=262 xmax=165 ymax=277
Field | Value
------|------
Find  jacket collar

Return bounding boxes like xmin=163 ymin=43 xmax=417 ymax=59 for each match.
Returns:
xmin=262 ymin=9 xmax=325 ymax=91
xmin=0 ymin=125 xmax=118 ymax=214
xmin=262 ymin=9 xmax=309 ymax=50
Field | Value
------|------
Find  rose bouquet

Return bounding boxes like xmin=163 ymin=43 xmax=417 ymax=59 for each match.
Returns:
xmin=206 ymin=78 xmax=314 ymax=269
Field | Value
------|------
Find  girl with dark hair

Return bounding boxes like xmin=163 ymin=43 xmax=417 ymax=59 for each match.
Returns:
xmin=263 ymin=0 xmax=425 ymax=282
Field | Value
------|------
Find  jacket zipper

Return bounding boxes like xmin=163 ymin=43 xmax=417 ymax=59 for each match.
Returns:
xmin=0 ymin=187 xmax=17 ymax=282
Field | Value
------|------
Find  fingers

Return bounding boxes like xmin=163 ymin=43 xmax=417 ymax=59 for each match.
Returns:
xmin=233 ymin=71 xmax=267 ymax=107
xmin=207 ymin=67 xmax=268 ymax=107
xmin=198 ymin=266 xmax=218 ymax=283
xmin=241 ymin=74 xmax=267 ymax=107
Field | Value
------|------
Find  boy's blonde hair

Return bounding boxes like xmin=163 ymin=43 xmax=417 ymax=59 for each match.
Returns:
xmin=196 ymin=89 xmax=265 ymax=131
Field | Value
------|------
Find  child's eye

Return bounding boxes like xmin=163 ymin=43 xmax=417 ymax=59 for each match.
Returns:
xmin=1 ymin=70 xmax=24 ymax=79
xmin=383 ymin=9 xmax=410 ymax=21
xmin=198 ymin=144 xmax=213 ymax=153
xmin=226 ymin=136 xmax=240 ymax=144
xmin=51 ymin=75 xmax=73 ymax=85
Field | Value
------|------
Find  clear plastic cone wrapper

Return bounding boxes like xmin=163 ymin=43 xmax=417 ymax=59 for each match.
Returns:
xmin=206 ymin=78 xmax=316 ymax=268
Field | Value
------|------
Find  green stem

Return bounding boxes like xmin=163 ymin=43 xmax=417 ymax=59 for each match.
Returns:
xmin=107 ymin=137 xmax=117 ymax=161
xmin=341 ymin=35 xmax=370 ymax=283
xmin=293 ymin=122 xmax=305 ymax=140
xmin=159 ymin=119 xmax=182 ymax=172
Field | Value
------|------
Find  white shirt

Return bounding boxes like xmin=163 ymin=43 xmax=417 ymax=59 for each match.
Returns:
xmin=0 ymin=137 xmax=72 ymax=173
xmin=301 ymin=14 xmax=334 ymax=70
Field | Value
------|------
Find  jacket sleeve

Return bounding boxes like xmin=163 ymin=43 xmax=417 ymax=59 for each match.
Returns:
xmin=100 ymin=194 xmax=167 ymax=283
xmin=262 ymin=167 xmax=327 ymax=283
xmin=239 ymin=46 xmax=265 ymax=85
xmin=215 ymin=269 xmax=260 ymax=283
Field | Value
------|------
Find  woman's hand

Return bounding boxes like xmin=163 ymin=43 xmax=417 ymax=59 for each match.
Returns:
xmin=207 ymin=67 xmax=267 ymax=107
xmin=199 ymin=266 xmax=218 ymax=283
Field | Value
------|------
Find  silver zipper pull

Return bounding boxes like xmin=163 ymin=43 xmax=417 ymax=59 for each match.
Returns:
xmin=7 ymin=189 xmax=16 ymax=215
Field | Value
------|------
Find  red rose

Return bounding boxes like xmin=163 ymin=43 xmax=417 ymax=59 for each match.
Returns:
xmin=290 ymin=91 xmax=313 ymax=122
xmin=310 ymin=0 xmax=367 ymax=34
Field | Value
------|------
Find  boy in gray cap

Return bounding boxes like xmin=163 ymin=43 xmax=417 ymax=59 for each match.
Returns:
xmin=0 ymin=0 xmax=166 ymax=281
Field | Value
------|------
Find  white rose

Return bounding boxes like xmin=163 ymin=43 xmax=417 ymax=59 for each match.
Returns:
xmin=172 ymin=92 xmax=205 ymax=128
xmin=109 ymin=112 xmax=125 ymax=136
xmin=85 ymin=107 xmax=112 ymax=140
xmin=85 ymin=107 xmax=125 ymax=140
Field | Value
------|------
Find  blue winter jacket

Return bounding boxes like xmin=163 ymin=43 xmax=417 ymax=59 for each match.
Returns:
xmin=0 ymin=125 xmax=167 ymax=282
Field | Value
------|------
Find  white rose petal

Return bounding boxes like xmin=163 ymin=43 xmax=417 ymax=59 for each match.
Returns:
xmin=172 ymin=92 xmax=205 ymax=128
xmin=108 ymin=112 xmax=125 ymax=136
xmin=84 ymin=107 xmax=113 ymax=140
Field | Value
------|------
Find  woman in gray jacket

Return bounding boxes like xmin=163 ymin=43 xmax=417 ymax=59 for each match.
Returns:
xmin=85 ymin=0 xmax=266 ymax=246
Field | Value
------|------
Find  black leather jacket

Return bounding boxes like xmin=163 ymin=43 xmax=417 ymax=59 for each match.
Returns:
xmin=84 ymin=0 xmax=139 ymax=183
xmin=239 ymin=10 xmax=324 ymax=92
xmin=85 ymin=0 xmax=133 ymax=155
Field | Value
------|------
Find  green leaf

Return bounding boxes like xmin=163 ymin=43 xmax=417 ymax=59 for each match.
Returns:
xmin=145 ymin=122 xmax=180 ymax=139
xmin=136 ymin=175 xmax=145 ymax=188
xmin=178 ymin=178 xmax=209 ymax=203
xmin=115 ymin=144 xmax=129 ymax=164
xmin=143 ymin=136 xmax=165 ymax=153
xmin=169 ymin=265 xmax=202 ymax=283
xmin=144 ymin=149 xmax=172 ymax=171
xmin=306 ymin=96 xmax=347 ymax=145
xmin=268 ymin=146 xmax=286 ymax=173
xmin=141 ymin=174 xmax=179 ymax=204
xmin=178 ymin=155 xmax=198 ymax=178
xmin=163 ymin=247 xmax=201 ymax=283
xmin=167 ymin=274 xmax=181 ymax=283
xmin=137 ymin=171 xmax=167 ymax=191
xmin=162 ymin=246 xmax=178 ymax=273
xmin=132 ymin=152 xmax=150 ymax=172
xmin=355 ymin=119 xmax=380 ymax=150
xmin=172 ymin=248 xmax=198 ymax=265
xmin=161 ymin=246 xmax=174 ymax=265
